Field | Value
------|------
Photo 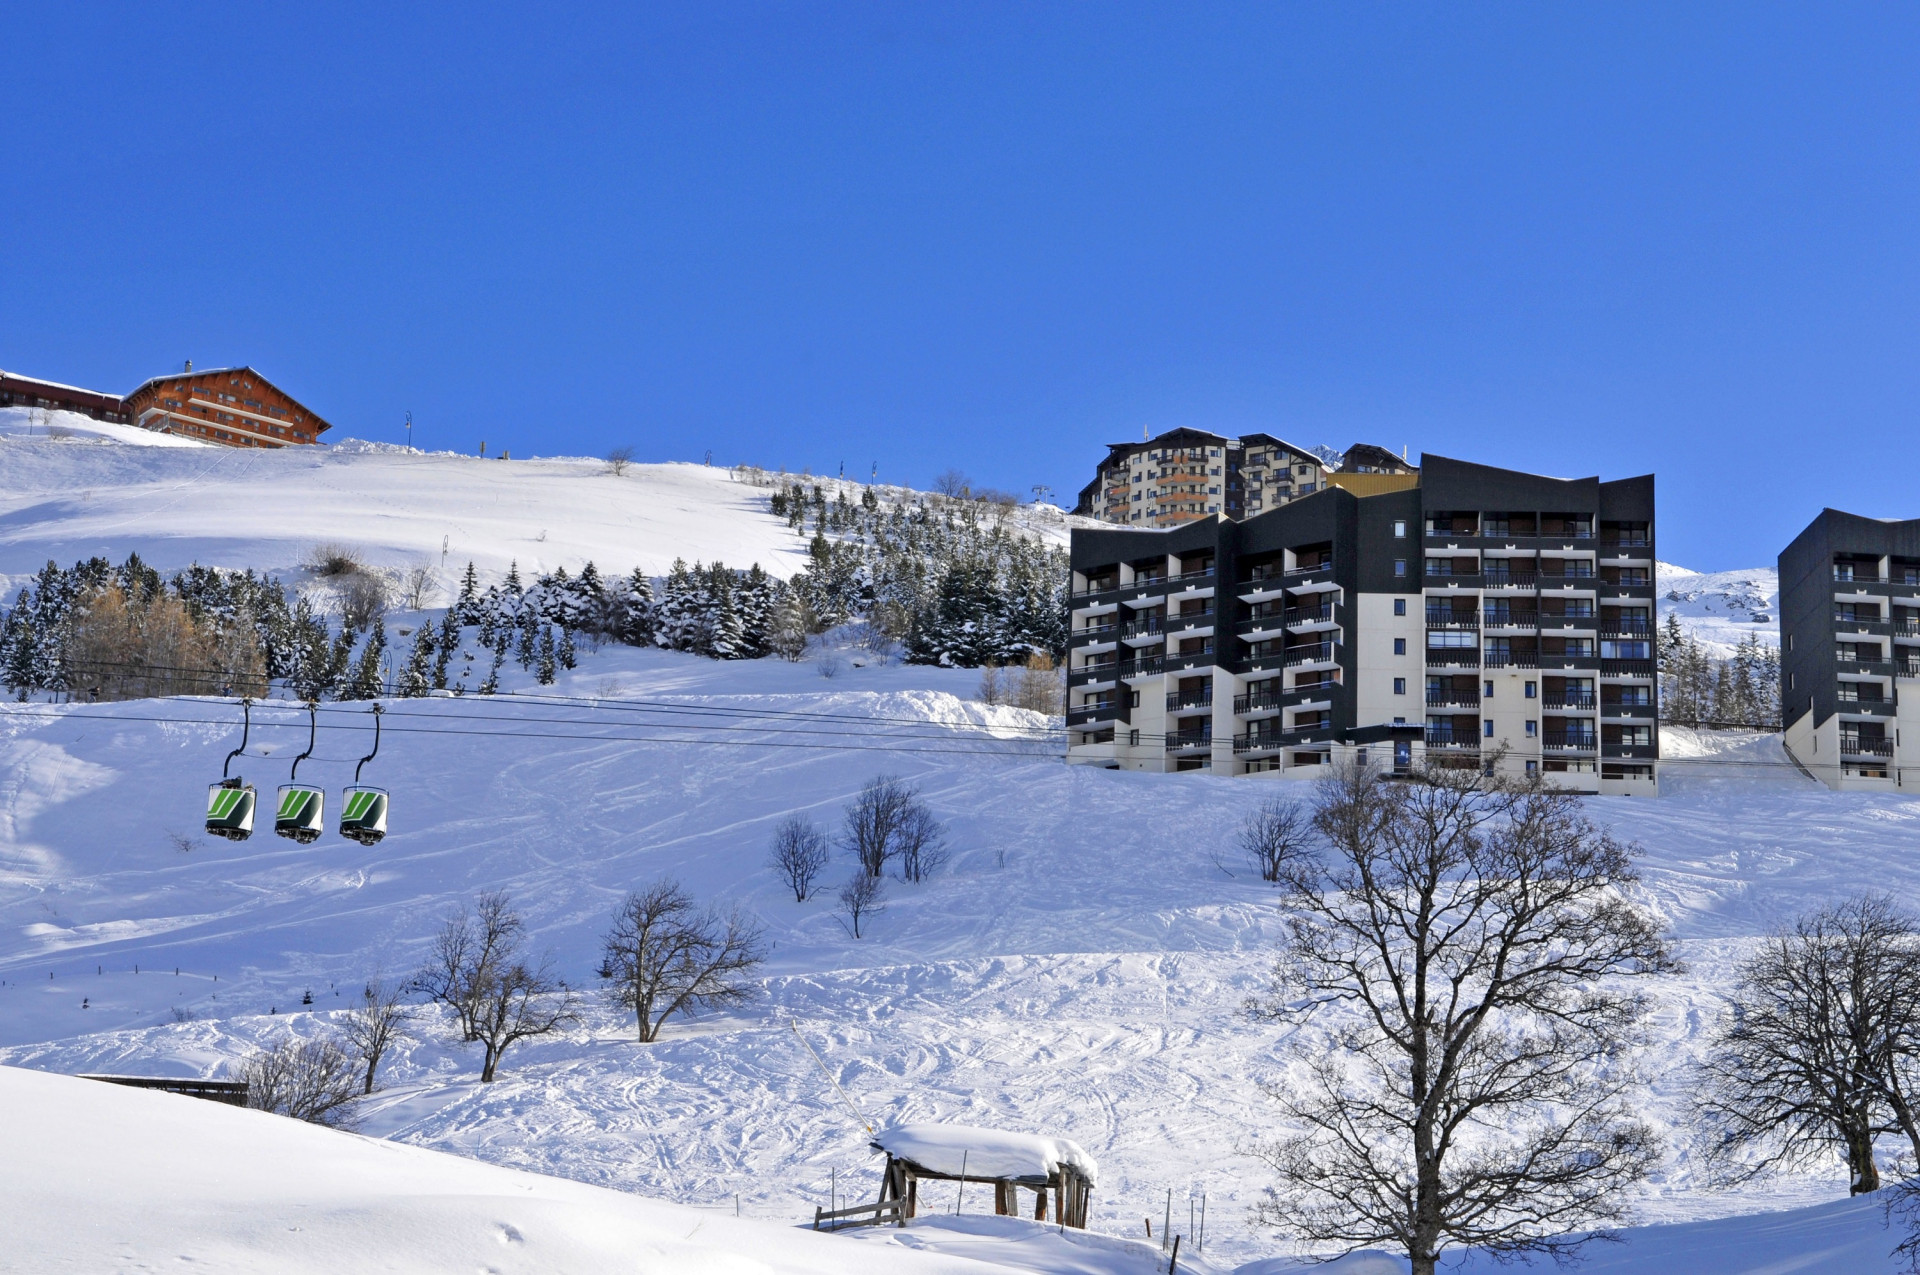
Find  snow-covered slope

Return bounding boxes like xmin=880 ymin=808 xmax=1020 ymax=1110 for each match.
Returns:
xmin=0 ymin=428 xmax=1903 ymax=1271
xmin=1658 ymin=562 xmax=1778 ymax=655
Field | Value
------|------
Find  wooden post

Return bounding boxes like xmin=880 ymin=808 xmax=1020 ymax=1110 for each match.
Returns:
xmin=907 ymin=1176 xmax=918 ymax=1219
xmin=1034 ymin=1186 xmax=1048 ymax=1221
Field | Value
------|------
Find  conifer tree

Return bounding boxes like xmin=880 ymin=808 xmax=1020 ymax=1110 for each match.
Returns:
xmin=398 ymin=622 xmax=434 ymax=697
xmin=558 ymin=626 xmax=577 ymax=670
xmin=431 ymin=613 xmax=457 ymax=691
xmin=455 ymin=563 xmax=480 ymax=625
xmin=343 ymin=620 xmax=387 ymax=701
xmin=536 ymin=626 xmax=557 ymax=684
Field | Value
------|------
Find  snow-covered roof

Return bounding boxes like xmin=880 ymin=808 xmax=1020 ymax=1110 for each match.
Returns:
xmin=871 ymin=1123 xmax=1098 ymax=1186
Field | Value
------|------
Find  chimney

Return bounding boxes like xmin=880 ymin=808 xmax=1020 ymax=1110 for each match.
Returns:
xmin=184 ymin=360 xmax=192 ymax=374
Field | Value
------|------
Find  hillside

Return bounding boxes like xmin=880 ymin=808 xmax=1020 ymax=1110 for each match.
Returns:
xmin=1657 ymin=562 xmax=1779 ymax=655
xmin=0 ymin=425 xmax=1896 ymax=1273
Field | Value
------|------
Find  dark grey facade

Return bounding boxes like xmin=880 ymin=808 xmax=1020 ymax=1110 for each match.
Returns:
xmin=1066 ymin=455 xmax=1658 ymax=792
xmin=1778 ymin=509 xmax=1920 ymax=788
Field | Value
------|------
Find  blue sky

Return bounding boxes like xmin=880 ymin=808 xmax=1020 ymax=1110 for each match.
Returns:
xmin=3 ymin=4 xmax=1916 ymax=570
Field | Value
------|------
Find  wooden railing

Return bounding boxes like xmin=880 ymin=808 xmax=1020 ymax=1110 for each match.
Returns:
xmin=814 ymin=1197 xmax=907 ymax=1231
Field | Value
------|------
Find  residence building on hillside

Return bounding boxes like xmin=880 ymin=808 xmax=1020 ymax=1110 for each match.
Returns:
xmin=0 ymin=370 xmax=132 ymax=424
xmin=0 ymin=363 xmax=331 ymax=448
xmin=1066 ymin=454 xmax=1659 ymax=795
xmin=1072 ymin=429 xmax=1416 ymax=529
xmin=1779 ymin=509 xmax=1920 ymax=791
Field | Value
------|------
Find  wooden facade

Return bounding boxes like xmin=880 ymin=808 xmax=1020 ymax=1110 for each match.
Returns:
xmin=0 ymin=370 xmax=132 ymax=423
xmin=122 ymin=366 xmax=331 ymax=448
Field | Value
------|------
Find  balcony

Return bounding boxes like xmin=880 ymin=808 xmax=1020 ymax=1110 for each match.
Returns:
xmin=1075 ymin=620 xmax=1119 ymax=638
xmin=1284 ymin=642 xmax=1337 ymax=667
xmin=1426 ymin=694 xmax=1481 ymax=709
xmin=1426 ymin=650 xmax=1482 ymax=668
xmin=1543 ymin=732 xmax=1599 ymax=752
xmin=1164 ymin=729 xmax=1214 ymax=753
xmin=1601 ymin=659 xmax=1655 ymax=678
xmin=1285 ymin=605 xmax=1337 ymax=628
xmin=1167 ymin=690 xmax=1214 ymax=711
xmin=1234 ymin=691 xmax=1287 ymax=716
xmin=1071 ymin=580 xmax=1119 ymax=599
xmin=1538 ymin=574 xmax=1598 ymax=589
xmin=1837 ymin=688 xmax=1889 ymax=705
xmin=1835 ymin=571 xmax=1887 ymax=584
xmin=1483 ymin=653 xmax=1540 ymax=669
xmin=1544 ymin=695 xmax=1598 ymax=711
xmin=1066 ymin=704 xmax=1117 ymax=728
xmin=1484 ymin=573 xmax=1538 ymax=590
xmin=1424 ymin=729 xmax=1482 ymax=750
xmin=1120 ymin=617 xmax=1166 ymax=640
xmin=1286 ymin=561 xmax=1333 ymax=577
xmin=1168 ymin=567 xmax=1216 ymax=587
xmin=1166 ymin=607 xmax=1215 ymax=628
xmin=1600 ymin=535 xmax=1652 ymax=548
xmin=1424 ymin=573 xmax=1483 ymax=588
xmin=1601 ymin=621 xmax=1653 ymax=638
xmin=1841 ymin=737 xmax=1894 ymax=758
xmin=1900 ymin=661 xmax=1920 ymax=679
xmin=1482 ymin=612 xmax=1539 ymax=630
xmin=1232 ymin=730 xmax=1289 ymax=754
xmin=1118 ymin=656 xmax=1164 ymax=679
xmin=1069 ymin=662 xmax=1120 ymax=688
xmin=1425 ymin=614 xmax=1480 ymax=630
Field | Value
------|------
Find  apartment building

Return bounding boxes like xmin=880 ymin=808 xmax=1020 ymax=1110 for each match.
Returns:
xmin=1779 ymin=509 xmax=1920 ymax=790
xmin=1074 ymin=429 xmax=1404 ymax=528
xmin=1066 ymin=454 xmax=1659 ymax=795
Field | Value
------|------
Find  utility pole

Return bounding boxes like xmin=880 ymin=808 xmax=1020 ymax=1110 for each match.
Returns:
xmin=405 ymin=411 xmax=413 ymax=450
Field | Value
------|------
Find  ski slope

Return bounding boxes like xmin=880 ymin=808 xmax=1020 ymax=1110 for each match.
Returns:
xmin=0 ymin=427 xmax=1902 ymax=1272
xmin=1657 ymin=562 xmax=1779 ymax=655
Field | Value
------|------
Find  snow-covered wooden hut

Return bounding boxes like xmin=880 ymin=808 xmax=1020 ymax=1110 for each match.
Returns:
xmin=869 ymin=1123 xmax=1097 ymax=1228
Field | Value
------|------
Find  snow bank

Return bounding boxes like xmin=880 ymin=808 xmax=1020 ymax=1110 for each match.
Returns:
xmin=874 ymin=1122 xmax=1099 ymax=1185
xmin=0 ymin=1062 xmax=1040 ymax=1274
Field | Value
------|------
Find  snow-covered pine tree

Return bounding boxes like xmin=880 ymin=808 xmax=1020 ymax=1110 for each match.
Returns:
xmin=557 ymin=626 xmax=576 ymax=670
xmin=515 ymin=606 xmax=538 ymax=670
xmin=455 ymin=563 xmax=480 ymax=625
xmin=398 ymin=623 xmax=434 ymax=697
xmin=613 ymin=569 xmax=655 ymax=646
xmin=536 ymin=626 xmax=557 ymax=684
xmin=343 ymin=620 xmax=387 ymax=701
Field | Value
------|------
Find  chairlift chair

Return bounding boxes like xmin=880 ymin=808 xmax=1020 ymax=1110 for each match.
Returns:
xmin=275 ymin=701 xmax=325 ymax=844
xmin=339 ymin=704 xmax=388 ymax=846
xmin=205 ymin=698 xmax=257 ymax=841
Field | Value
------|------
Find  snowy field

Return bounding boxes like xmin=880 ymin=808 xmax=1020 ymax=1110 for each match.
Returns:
xmin=1657 ymin=562 xmax=1778 ymax=655
xmin=0 ymin=425 xmax=1901 ymax=1273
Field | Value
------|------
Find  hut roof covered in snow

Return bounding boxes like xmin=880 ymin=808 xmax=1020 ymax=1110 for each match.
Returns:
xmin=870 ymin=1123 xmax=1098 ymax=1186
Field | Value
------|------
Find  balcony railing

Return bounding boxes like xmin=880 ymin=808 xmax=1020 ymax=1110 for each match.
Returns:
xmin=1286 ymin=560 xmax=1334 ymax=576
xmin=1167 ymin=691 xmax=1214 ymax=710
xmin=1424 ymin=729 xmax=1482 ymax=750
xmin=1168 ymin=567 xmax=1216 ymax=587
xmin=1234 ymin=693 xmax=1286 ymax=716
xmin=1600 ymin=535 xmax=1652 ymax=548
xmin=1482 ymin=612 xmax=1539 ymax=628
xmin=1065 ymin=704 xmax=1117 ymax=727
xmin=1117 ymin=656 xmax=1164 ymax=678
xmin=1484 ymin=573 xmax=1538 ymax=589
xmin=1426 ymin=694 xmax=1481 ymax=708
xmin=1601 ymin=659 xmax=1655 ymax=678
xmin=1286 ymin=606 xmax=1336 ymax=626
xmin=1426 ymin=615 xmax=1480 ymax=629
xmin=1842 ymin=737 xmax=1895 ymax=757
xmin=1543 ymin=732 xmax=1599 ymax=752
xmin=1545 ymin=695 xmax=1599 ymax=711
xmin=1075 ymin=621 xmax=1119 ymax=638
xmin=1483 ymin=654 xmax=1540 ymax=669
xmin=1121 ymin=618 xmax=1165 ymax=639
xmin=1601 ymin=621 xmax=1653 ymax=637
xmin=1426 ymin=651 xmax=1482 ymax=667
xmin=1167 ymin=607 xmax=1215 ymax=626
xmin=1164 ymin=730 xmax=1214 ymax=753
xmin=1284 ymin=642 xmax=1336 ymax=667
xmin=1835 ymin=571 xmax=1887 ymax=584
xmin=1072 ymin=580 xmax=1119 ymax=599
xmin=1837 ymin=689 xmax=1889 ymax=705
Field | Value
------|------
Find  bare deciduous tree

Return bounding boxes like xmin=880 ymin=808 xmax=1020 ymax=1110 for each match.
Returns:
xmin=843 ymin=775 xmax=918 ymax=877
xmin=338 ymin=571 xmax=389 ymax=630
xmin=241 ymin=1036 xmax=362 ymax=1128
xmin=606 ymin=446 xmax=635 ymax=477
xmin=340 ymin=976 xmax=414 ymax=1095
xmin=410 ymin=891 xmax=579 ymax=1081
xmin=599 ymin=879 xmax=769 ymax=1043
xmin=838 ymin=871 xmax=886 ymax=938
xmin=64 ymin=584 xmax=267 ymax=701
xmin=893 ymin=805 xmax=948 ymax=883
xmin=1238 ymin=798 xmax=1311 ymax=883
xmin=769 ymin=815 xmax=831 ymax=901
xmin=402 ymin=563 xmax=437 ymax=611
xmin=1250 ymin=763 xmax=1675 ymax=1275
xmin=931 ymin=468 xmax=971 ymax=498
xmin=1696 ymin=894 xmax=1920 ymax=1196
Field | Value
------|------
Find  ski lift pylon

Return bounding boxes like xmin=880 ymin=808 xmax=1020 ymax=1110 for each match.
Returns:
xmin=340 ymin=703 xmax=388 ymax=846
xmin=275 ymin=700 xmax=325 ymax=844
xmin=206 ymin=697 xmax=257 ymax=841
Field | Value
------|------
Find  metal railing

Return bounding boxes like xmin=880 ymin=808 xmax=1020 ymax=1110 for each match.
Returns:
xmin=1837 ymin=688 xmax=1889 ymax=704
xmin=1543 ymin=732 xmax=1599 ymax=751
xmin=1545 ymin=695 xmax=1598 ymax=710
xmin=1167 ymin=691 xmax=1213 ymax=710
xmin=1841 ymin=737 xmax=1895 ymax=757
xmin=1426 ymin=614 xmax=1480 ymax=629
xmin=1426 ymin=695 xmax=1481 ymax=708
xmin=1285 ymin=606 xmax=1336 ymax=625
xmin=1482 ymin=611 xmax=1539 ymax=628
xmin=1164 ymin=730 xmax=1214 ymax=752
xmin=1075 ymin=621 xmax=1118 ymax=638
xmin=1284 ymin=642 xmax=1336 ymax=666
xmin=1286 ymin=560 xmax=1333 ymax=576
xmin=1118 ymin=656 xmax=1164 ymax=678
xmin=1601 ymin=659 xmax=1655 ymax=677
xmin=1483 ymin=654 xmax=1540 ymax=669
xmin=1424 ymin=729 xmax=1482 ymax=749
xmin=1168 ymin=567 xmax=1216 ymax=586
xmin=1484 ymin=573 xmax=1538 ymax=589
xmin=1234 ymin=692 xmax=1286 ymax=715
xmin=1120 ymin=617 xmax=1165 ymax=639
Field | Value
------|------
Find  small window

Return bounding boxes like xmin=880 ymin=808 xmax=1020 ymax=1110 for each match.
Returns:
xmin=1394 ymin=678 xmax=1407 ymax=695
xmin=1394 ymin=560 xmax=1407 ymax=577
xmin=1484 ymin=681 xmax=1494 ymax=696
xmin=1393 ymin=520 xmax=1407 ymax=538
xmin=1484 ymin=720 xmax=1496 ymax=739
xmin=1393 ymin=598 xmax=1407 ymax=616
xmin=1525 ymin=759 xmax=1538 ymax=776
xmin=1394 ymin=638 xmax=1407 ymax=655
xmin=1129 ymin=690 xmax=1140 ymax=708
xmin=1128 ymin=729 xmax=1140 ymax=746
xmin=1525 ymin=681 xmax=1536 ymax=698
xmin=1395 ymin=716 xmax=1406 ymax=724
xmin=1525 ymin=720 xmax=1537 ymax=737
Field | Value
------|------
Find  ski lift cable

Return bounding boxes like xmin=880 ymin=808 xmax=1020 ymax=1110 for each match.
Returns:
xmin=222 ymin=697 xmax=251 ymax=780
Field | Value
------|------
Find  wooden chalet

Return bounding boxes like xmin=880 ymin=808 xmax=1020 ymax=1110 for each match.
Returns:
xmin=123 ymin=365 xmax=331 ymax=448
xmin=0 ymin=370 xmax=132 ymax=423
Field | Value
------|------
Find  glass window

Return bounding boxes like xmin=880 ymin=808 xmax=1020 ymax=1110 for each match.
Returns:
xmin=1525 ymin=681 xmax=1536 ymax=698
xmin=1394 ymin=638 xmax=1407 ymax=655
xmin=1484 ymin=720 xmax=1496 ymax=738
xmin=1394 ymin=560 xmax=1407 ymax=577
xmin=1394 ymin=678 xmax=1406 ymax=694
xmin=1393 ymin=520 xmax=1407 ymax=538
xmin=1394 ymin=598 xmax=1407 ymax=616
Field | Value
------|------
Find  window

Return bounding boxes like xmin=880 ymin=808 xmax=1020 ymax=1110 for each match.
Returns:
xmin=1394 ymin=638 xmax=1407 ymax=655
xmin=1393 ymin=598 xmax=1407 ymax=616
xmin=1394 ymin=678 xmax=1406 ymax=695
xmin=1525 ymin=720 xmax=1537 ymax=737
xmin=1395 ymin=716 xmax=1406 ymax=724
xmin=1128 ymin=690 xmax=1140 ymax=708
xmin=1525 ymin=760 xmax=1538 ymax=776
xmin=1525 ymin=681 xmax=1536 ymax=698
xmin=1484 ymin=720 xmax=1496 ymax=738
xmin=1483 ymin=680 xmax=1494 ymax=696
xmin=1128 ymin=729 xmax=1140 ymax=746
xmin=1393 ymin=520 xmax=1407 ymax=538
xmin=1394 ymin=560 xmax=1407 ymax=577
